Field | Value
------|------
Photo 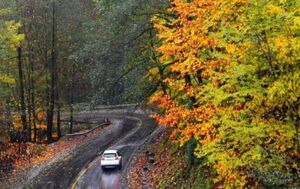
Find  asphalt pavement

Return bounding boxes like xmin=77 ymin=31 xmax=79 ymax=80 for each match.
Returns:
xmin=23 ymin=112 xmax=157 ymax=189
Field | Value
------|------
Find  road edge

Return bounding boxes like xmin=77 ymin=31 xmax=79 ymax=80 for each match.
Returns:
xmin=122 ymin=124 xmax=165 ymax=189
xmin=68 ymin=115 xmax=143 ymax=189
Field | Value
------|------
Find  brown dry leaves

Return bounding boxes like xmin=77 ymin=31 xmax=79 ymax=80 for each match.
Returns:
xmin=0 ymin=124 xmax=112 ymax=178
xmin=128 ymin=133 xmax=185 ymax=189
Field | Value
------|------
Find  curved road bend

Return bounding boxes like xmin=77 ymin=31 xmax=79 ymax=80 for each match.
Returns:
xmin=24 ymin=112 xmax=157 ymax=189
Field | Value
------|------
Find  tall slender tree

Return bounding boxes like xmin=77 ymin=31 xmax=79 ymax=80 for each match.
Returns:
xmin=17 ymin=46 xmax=27 ymax=136
xmin=46 ymin=0 xmax=57 ymax=142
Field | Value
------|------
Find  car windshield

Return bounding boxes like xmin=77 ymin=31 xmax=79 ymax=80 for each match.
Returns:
xmin=103 ymin=153 xmax=117 ymax=158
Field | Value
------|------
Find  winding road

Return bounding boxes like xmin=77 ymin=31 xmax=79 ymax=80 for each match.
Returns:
xmin=24 ymin=111 xmax=157 ymax=189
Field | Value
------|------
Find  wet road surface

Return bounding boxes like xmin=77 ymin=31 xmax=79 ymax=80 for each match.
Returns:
xmin=74 ymin=132 xmax=140 ymax=189
xmin=24 ymin=112 xmax=157 ymax=189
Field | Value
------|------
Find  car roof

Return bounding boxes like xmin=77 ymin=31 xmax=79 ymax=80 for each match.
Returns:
xmin=103 ymin=149 xmax=118 ymax=154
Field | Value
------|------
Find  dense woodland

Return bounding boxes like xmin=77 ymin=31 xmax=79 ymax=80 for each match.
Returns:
xmin=0 ymin=0 xmax=166 ymax=143
xmin=148 ymin=0 xmax=300 ymax=188
xmin=0 ymin=0 xmax=299 ymax=188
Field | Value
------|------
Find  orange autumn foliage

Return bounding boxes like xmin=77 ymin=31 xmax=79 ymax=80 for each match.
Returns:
xmin=149 ymin=0 xmax=300 ymax=188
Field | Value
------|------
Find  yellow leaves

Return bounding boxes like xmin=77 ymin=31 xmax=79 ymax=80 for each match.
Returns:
xmin=0 ymin=74 xmax=16 ymax=85
xmin=226 ymin=44 xmax=237 ymax=55
xmin=237 ymin=41 xmax=255 ymax=61
xmin=150 ymin=0 xmax=227 ymax=162
xmin=293 ymin=16 xmax=300 ymax=27
xmin=266 ymin=4 xmax=286 ymax=16
xmin=213 ymin=162 xmax=248 ymax=188
xmin=0 ymin=9 xmax=10 ymax=16
xmin=0 ymin=18 xmax=24 ymax=53
xmin=150 ymin=0 xmax=300 ymax=187
xmin=153 ymin=0 xmax=219 ymax=71
xmin=11 ymin=111 xmax=48 ymax=132
xmin=147 ymin=67 xmax=160 ymax=82
xmin=5 ymin=21 xmax=24 ymax=50
xmin=12 ymin=115 xmax=22 ymax=130
xmin=274 ymin=35 xmax=290 ymax=61
xmin=174 ymin=57 xmax=201 ymax=74
xmin=158 ymin=54 xmax=174 ymax=64
xmin=151 ymin=15 xmax=169 ymax=26
xmin=277 ymin=144 xmax=287 ymax=152
xmin=35 ymin=111 xmax=48 ymax=130
xmin=279 ymin=0 xmax=287 ymax=4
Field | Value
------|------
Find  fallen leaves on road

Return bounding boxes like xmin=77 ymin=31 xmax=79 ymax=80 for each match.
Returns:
xmin=128 ymin=154 xmax=148 ymax=188
xmin=128 ymin=132 xmax=192 ymax=189
xmin=128 ymin=132 xmax=168 ymax=189
xmin=0 ymin=124 xmax=112 ymax=181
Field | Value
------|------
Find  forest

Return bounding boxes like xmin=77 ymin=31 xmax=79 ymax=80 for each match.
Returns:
xmin=0 ymin=0 xmax=299 ymax=188
xmin=0 ymin=0 xmax=166 ymax=143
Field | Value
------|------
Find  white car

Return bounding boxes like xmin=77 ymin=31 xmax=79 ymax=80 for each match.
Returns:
xmin=101 ymin=149 xmax=122 ymax=170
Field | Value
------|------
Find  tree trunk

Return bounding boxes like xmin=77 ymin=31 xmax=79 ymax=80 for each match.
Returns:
xmin=29 ymin=43 xmax=37 ymax=142
xmin=46 ymin=109 xmax=53 ymax=142
xmin=32 ymin=94 xmax=37 ymax=142
xmin=55 ymin=50 xmax=61 ymax=139
xmin=69 ymin=80 xmax=74 ymax=134
xmin=184 ymin=74 xmax=196 ymax=106
xmin=69 ymin=66 xmax=74 ymax=134
xmin=17 ymin=46 xmax=28 ymax=139
xmin=69 ymin=103 xmax=73 ymax=134
xmin=56 ymin=96 xmax=61 ymax=138
xmin=47 ymin=1 xmax=57 ymax=143
xmin=27 ymin=94 xmax=32 ymax=141
xmin=5 ymin=99 xmax=13 ymax=136
xmin=26 ymin=44 xmax=32 ymax=142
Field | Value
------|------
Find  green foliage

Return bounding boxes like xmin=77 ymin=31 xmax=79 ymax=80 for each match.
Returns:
xmin=0 ymin=9 xmax=23 ymax=100
xmin=184 ymin=137 xmax=197 ymax=167
xmin=151 ymin=0 xmax=300 ymax=187
xmin=203 ymin=1 xmax=300 ymax=186
xmin=73 ymin=0 xmax=168 ymax=105
xmin=154 ymin=138 xmax=212 ymax=189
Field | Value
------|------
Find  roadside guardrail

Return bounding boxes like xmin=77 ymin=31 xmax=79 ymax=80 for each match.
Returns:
xmin=65 ymin=121 xmax=110 ymax=137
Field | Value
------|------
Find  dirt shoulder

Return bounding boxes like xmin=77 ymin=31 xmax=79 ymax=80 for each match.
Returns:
xmin=127 ymin=126 xmax=166 ymax=189
xmin=0 ymin=122 xmax=111 ymax=189
xmin=71 ymin=113 xmax=159 ymax=189
xmin=24 ymin=117 xmax=138 ymax=189
xmin=127 ymin=130 xmax=211 ymax=189
xmin=1 ymin=109 xmax=160 ymax=189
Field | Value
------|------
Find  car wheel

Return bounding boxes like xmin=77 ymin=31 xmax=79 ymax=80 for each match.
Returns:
xmin=101 ymin=166 xmax=105 ymax=171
